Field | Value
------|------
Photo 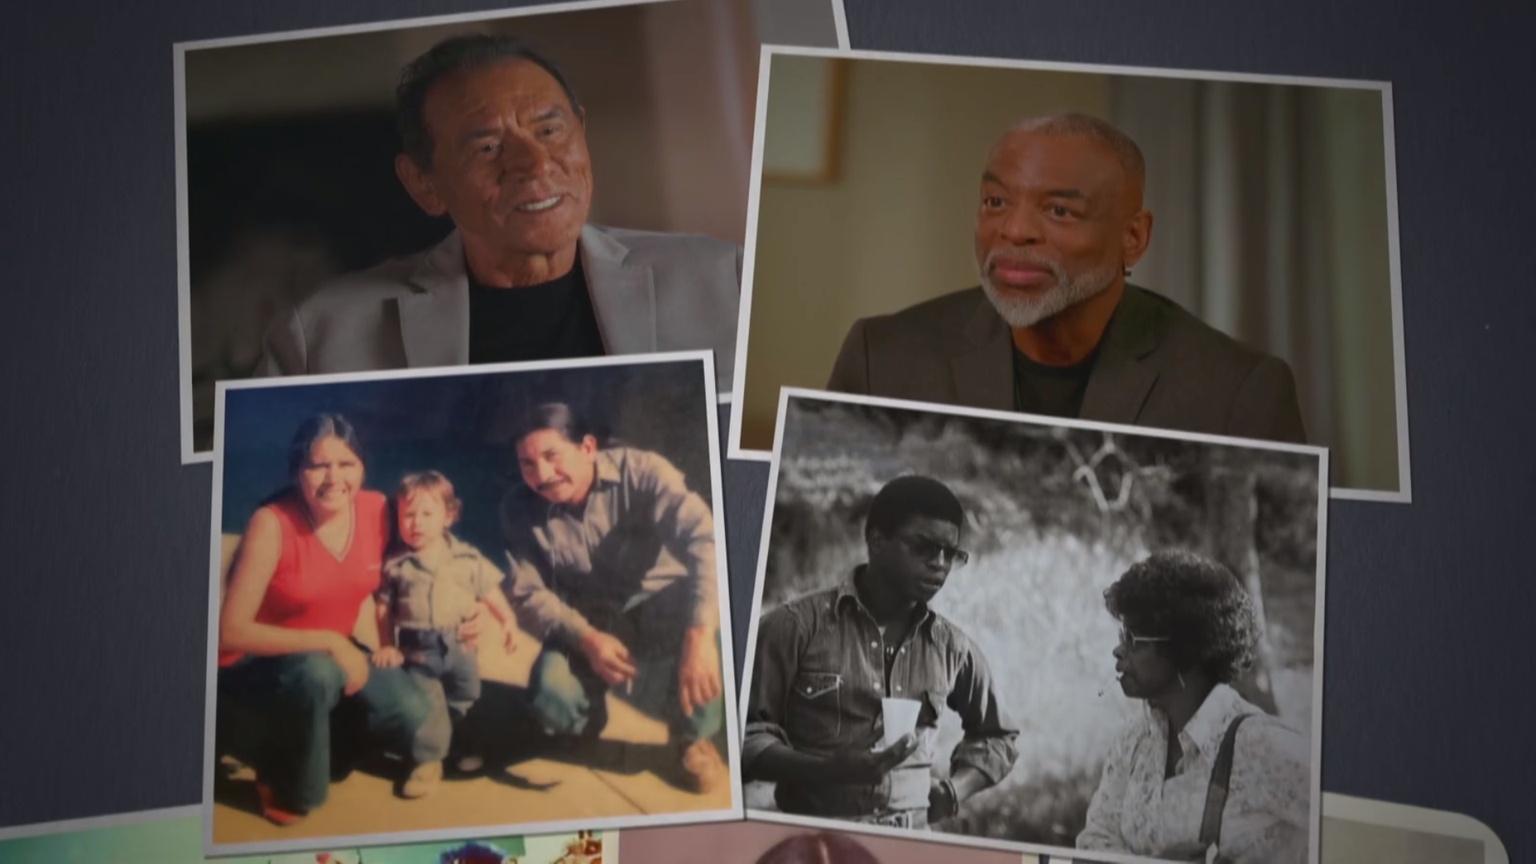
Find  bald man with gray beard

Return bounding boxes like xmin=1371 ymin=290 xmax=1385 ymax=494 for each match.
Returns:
xmin=827 ymin=113 xmax=1306 ymax=445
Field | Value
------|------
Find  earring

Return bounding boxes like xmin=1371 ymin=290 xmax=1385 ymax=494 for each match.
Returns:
xmin=1177 ymin=672 xmax=1187 ymax=690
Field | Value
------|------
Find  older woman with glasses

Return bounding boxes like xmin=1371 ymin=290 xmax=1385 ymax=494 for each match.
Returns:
xmin=1077 ymin=550 xmax=1310 ymax=863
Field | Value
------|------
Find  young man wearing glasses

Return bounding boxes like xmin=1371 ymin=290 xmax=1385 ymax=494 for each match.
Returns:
xmin=744 ymin=475 xmax=1019 ymax=828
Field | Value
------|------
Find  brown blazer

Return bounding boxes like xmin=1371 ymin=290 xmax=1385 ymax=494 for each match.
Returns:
xmin=827 ymin=285 xmax=1307 ymax=444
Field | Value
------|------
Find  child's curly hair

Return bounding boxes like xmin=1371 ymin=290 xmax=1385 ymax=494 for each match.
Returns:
xmin=396 ymin=470 xmax=462 ymax=525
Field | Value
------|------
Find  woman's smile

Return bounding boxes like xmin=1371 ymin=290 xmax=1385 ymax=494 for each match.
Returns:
xmin=299 ymin=435 xmax=365 ymax=516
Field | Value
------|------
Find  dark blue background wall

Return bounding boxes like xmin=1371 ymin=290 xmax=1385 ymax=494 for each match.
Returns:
xmin=2 ymin=1 xmax=1533 ymax=860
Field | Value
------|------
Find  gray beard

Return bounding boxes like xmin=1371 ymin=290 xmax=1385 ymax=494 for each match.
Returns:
xmin=979 ymin=252 xmax=1119 ymax=329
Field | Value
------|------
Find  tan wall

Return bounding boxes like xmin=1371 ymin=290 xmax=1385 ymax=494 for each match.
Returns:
xmin=741 ymin=55 xmax=1110 ymax=448
xmin=183 ymin=0 xmax=761 ymax=244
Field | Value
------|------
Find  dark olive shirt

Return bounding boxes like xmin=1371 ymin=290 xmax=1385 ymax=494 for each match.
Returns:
xmin=744 ymin=567 xmax=1019 ymax=817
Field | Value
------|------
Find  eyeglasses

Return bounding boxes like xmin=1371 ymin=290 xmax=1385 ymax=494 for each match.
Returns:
xmin=897 ymin=534 xmax=970 ymax=567
xmin=1118 ymin=626 xmax=1171 ymax=651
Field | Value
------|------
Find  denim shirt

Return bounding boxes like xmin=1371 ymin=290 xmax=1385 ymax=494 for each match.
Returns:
xmin=376 ymin=533 xmax=503 ymax=632
xmin=501 ymin=447 xmax=717 ymax=645
xmin=744 ymin=567 xmax=1019 ymax=817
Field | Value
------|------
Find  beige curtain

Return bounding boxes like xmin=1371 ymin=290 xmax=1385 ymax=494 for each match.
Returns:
xmin=1111 ymin=78 xmax=1398 ymax=492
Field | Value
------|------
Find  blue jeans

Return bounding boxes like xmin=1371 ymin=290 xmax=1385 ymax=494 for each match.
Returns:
xmin=399 ymin=628 xmax=480 ymax=761
xmin=528 ymin=582 xmax=725 ymax=747
xmin=217 ymin=648 xmax=432 ymax=811
xmin=528 ymin=637 xmax=725 ymax=745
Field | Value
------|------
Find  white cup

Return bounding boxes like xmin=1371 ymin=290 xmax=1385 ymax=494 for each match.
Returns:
xmin=881 ymin=697 xmax=921 ymax=747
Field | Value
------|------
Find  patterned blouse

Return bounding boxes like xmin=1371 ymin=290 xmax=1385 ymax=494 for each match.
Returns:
xmin=1077 ymin=684 xmax=1311 ymax=863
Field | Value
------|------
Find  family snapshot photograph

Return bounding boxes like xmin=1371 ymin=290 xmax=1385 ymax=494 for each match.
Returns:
xmin=740 ymin=391 xmax=1327 ymax=864
xmin=201 ymin=353 xmax=739 ymax=854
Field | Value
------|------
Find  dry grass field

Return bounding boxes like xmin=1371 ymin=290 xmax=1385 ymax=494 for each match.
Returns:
xmin=752 ymin=400 xmax=1320 ymax=847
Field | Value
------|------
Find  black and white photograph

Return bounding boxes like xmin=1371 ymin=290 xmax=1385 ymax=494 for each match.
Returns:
xmin=740 ymin=390 xmax=1326 ymax=864
xmin=174 ymin=0 xmax=847 ymax=462
xmin=201 ymin=352 xmax=739 ymax=855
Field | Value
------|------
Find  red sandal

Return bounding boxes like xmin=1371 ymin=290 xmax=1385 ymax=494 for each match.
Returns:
xmin=255 ymin=781 xmax=306 ymax=827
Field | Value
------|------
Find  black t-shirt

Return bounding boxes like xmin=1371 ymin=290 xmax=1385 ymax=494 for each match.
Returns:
xmin=467 ymin=259 xmax=606 ymax=365
xmin=1012 ymin=345 xmax=1099 ymax=419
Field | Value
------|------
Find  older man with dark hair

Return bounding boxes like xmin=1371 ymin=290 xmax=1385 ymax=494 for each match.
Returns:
xmin=744 ymin=475 xmax=1018 ymax=828
xmin=261 ymin=34 xmax=740 ymax=384
xmin=828 ymin=112 xmax=1306 ymax=445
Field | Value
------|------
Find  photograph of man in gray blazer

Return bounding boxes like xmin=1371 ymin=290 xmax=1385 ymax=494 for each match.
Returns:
xmin=260 ymin=35 xmax=741 ymax=387
xmin=827 ymin=113 xmax=1307 ymax=445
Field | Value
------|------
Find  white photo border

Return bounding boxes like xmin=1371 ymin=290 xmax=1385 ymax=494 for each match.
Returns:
xmin=1318 ymin=793 xmax=1509 ymax=864
xmin=201 ymin=349 xmax=743 ymax=857
xmin=735 ymin=386 xmax=1329 ymax=864
xmin=725 ymin=44 xmax=1410 ymax=505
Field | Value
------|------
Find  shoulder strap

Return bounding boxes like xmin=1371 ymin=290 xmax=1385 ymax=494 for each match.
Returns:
xmin=1198 ymin=713 xmax=1253 ymax=850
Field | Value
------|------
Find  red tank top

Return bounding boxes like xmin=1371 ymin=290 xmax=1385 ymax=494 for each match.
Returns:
xmin=219 ymin=489 xmax=390 ymax=666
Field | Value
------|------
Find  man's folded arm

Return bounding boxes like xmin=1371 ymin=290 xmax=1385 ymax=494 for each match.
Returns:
xmin=504 ymin=548 xmax=594 ymax=645
xmin=947 ymin=639 xmax=1020 ymax=787
xmin=635 ymin=450 xmax=718 ymax=632
xmin=742 ymin=605 xmax=806 ymax=776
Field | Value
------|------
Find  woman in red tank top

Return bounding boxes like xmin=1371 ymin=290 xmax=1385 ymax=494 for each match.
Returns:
xmin=216 ymin=414 xmax=437 ymax=826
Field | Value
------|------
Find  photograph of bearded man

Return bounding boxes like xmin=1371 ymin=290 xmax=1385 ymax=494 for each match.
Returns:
xmin=827 ymin=113 xmax=1305 ymax=446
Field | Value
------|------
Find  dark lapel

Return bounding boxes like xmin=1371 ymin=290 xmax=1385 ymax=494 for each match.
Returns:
xmin=396 ymin=230 xmax=470 ymax=368
xmin=1079 ymin=284 xmax=1165 ymax=424
xmin=948 ymin=289 xmax=1016 ymax=410
xmin=580 ymin=225 xmax=657 ymax=355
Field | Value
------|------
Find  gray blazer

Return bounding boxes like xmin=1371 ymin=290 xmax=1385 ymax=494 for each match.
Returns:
xmin=259 ymin=224 xmax=741 ymax=386
xmin=827 ymin=285 xmax=1307 ymax=444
